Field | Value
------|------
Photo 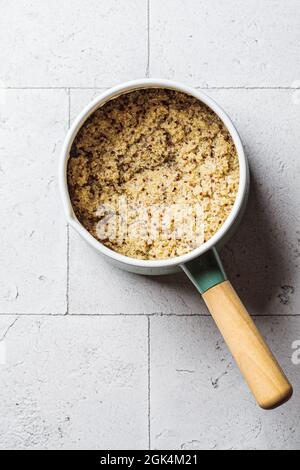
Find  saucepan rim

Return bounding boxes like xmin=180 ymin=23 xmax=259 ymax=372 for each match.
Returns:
xmin=59 ymin=78 xmax=249 ymax=269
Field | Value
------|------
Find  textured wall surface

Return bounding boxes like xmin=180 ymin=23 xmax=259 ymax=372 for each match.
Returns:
xmin=0 ymin=0 xmax=300 ymax=450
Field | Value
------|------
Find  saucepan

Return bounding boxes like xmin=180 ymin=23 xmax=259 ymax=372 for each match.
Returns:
xmin=59 ymin=79 xmax=293 ymax=409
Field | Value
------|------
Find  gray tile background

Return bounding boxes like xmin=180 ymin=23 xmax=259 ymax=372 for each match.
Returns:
xmin=0 ymin=0 xmax=300 ymax=450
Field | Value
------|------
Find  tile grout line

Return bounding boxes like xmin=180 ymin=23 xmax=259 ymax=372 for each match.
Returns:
xmin=1 ymin=86 xmax=299 ymax=90
xmin=68 ymin=87 xmax=71 ymax=128
xmin=146 ymin=0 xmax=151 ymax=78
xmin=0 ymin=313 xmax=299 ymax=317
xmin=195 ymin=86 xmax=300 ymax=90
xmin=66 ymin=88 xmax=71 ymax=315
xmin=147 ymin=315 xmax=151 ymax=450
xmin=146 ymin=1 xmax=151 ymax=448
xmin=0 ymin=86 xmax=110 ymax=90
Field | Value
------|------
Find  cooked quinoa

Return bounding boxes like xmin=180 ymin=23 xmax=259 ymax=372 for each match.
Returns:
xmin=67 ymin=89 xmax=239 ymax=260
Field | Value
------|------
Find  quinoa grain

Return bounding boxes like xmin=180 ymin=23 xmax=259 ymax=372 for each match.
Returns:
xmin=67 ymin=89 xmax=239 ymax=260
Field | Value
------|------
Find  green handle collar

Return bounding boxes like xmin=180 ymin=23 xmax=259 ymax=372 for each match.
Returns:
xmin=181 ymin=248 xmax=227 ymax=295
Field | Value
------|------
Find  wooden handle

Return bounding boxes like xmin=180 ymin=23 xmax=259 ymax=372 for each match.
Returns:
xmin=203 ymin=280 xmax=293 ymax=410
